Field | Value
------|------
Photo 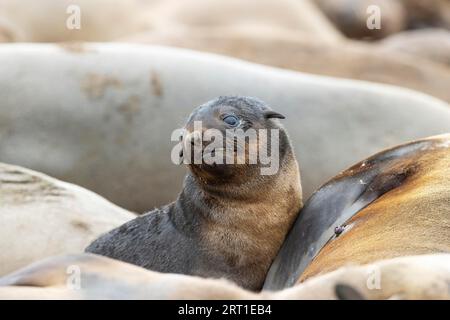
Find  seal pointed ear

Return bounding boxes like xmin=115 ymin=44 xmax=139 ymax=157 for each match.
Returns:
xmin=264 ymin=111 xmax=285 ymax=119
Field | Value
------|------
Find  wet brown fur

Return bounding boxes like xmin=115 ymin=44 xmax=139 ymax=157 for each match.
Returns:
xmin=299 ymin=134 xmax=450 ymax=282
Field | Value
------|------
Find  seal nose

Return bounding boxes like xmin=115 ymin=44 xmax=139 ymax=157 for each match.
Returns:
xmin=185 ymin=130 xmax=203 ymax=147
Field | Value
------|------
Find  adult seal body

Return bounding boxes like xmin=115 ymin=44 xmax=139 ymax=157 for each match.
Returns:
xmin=264 ymin=134 xmax=450 ymax=290
xmin=86 ymin=96 xmax=302 ymax=290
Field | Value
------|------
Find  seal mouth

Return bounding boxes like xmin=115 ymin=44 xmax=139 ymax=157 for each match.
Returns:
xmin=202 ymin=147 xmax=221 ymax=159
xmin=189 ymin=147 xmax=235 ymax=166
xmin=181 ymin=126 xmax=274 ymax=168
xmin=185 ymin=143 xmax=253 ymax=166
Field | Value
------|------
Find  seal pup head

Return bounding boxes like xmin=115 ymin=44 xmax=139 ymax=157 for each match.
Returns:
xmin=180 ymin=96 xmax=289 ymax=186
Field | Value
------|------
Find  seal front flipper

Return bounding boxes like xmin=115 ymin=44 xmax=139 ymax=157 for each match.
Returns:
xmin=263 ymin=137 xmax=438 ymax=291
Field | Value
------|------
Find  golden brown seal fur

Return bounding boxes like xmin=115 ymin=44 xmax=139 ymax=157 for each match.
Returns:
xmin=263 ymin=134 xmax=450 ymax=290
xmin=299 ymin=134 xmax=450 ymax=281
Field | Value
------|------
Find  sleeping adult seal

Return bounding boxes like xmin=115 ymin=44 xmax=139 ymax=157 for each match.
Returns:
xmin=86 ymin=96 xmax=302 ymax=290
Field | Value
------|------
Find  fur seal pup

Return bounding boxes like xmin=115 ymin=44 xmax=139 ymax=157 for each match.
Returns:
xmin=86 ymin=96 xmax=302 ymax=290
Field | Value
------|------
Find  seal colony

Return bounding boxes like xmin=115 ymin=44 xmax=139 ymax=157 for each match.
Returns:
xmin=1 ymin=253 xmax=449 ymax=299
xmin=86 ymin=96 xmax=302 ymax=290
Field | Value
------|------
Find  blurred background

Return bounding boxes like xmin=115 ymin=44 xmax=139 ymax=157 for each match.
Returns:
xmin=1 ymin=0 xmax=449 ymax=100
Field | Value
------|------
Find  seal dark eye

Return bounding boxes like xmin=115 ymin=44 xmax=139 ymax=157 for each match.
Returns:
xmin=223 ymin=115 xmax=239 ymax=126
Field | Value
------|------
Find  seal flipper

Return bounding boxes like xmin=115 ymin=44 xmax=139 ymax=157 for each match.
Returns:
xmin=263 ymin=139 xmax=432 ymax=290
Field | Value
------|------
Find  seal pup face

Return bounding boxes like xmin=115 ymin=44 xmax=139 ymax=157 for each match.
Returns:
xmin=181 ymin=96 xmax=287 ymax=185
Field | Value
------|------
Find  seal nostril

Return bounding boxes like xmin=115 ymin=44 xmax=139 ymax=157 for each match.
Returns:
xmin=185 ymin=132 xmax=202 ymax=146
